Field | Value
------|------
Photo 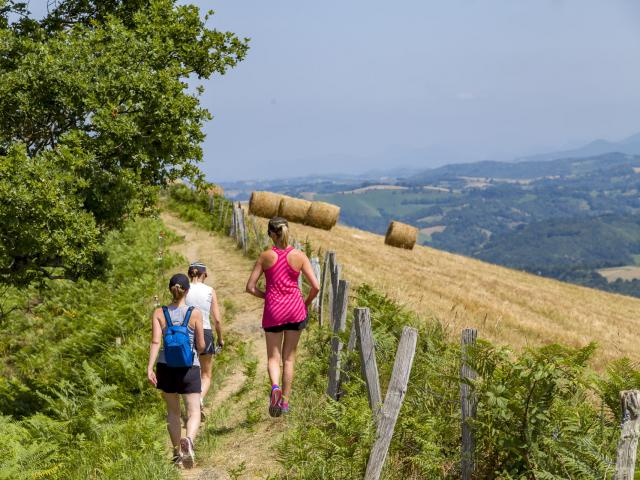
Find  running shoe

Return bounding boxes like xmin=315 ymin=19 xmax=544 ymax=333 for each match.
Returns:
xmin=180 ymin=437 xmax=195 ymax=469
xmin=171 ymin=454 xmax=183 ymax=469
xmin=279 ymin=399 xmax=290 ymax=414
xmin=269 ymin=385 xmax=283 ymax=418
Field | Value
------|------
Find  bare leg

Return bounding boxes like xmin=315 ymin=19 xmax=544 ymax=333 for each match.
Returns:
xmin=281 ymin=330 xmax=303 ymax=399
xmin=183 ymin=393 xmax=201 ymax=441
xmin=199 ymin=354 xmax=213 ymax=402
xmin=162 ymin=392 xmax=181 ymax=449
xmin=265 ymin=331 xmax=284 ymax=387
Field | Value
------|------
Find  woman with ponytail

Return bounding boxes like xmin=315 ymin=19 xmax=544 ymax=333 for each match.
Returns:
xmin=185 ymin=261 xmax=223 ymax=419
xmin=147 ymin=273 xmax=205 ymax=469
xmin=245 ymin=217 xmax=320 ymax=417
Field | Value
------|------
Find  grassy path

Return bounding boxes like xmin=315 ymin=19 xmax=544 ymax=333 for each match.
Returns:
xmin=161 ymin=211 xmax=285 ymax=480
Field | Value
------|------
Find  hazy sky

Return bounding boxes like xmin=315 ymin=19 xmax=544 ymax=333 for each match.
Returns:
xmin=28 ymin=1 xmax=640 ymax=181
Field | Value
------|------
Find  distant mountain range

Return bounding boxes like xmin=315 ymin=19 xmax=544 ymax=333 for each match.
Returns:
xmin=515 ymin=132 xmax=640 ymax=163
xmin=403 ymin=152 xmax=639 ymax=184
xmin=221 ymin=132 xmax=640 ymax=196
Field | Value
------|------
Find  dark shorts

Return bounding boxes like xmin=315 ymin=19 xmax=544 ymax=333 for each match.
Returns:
xmin=263 ymin=318 xmax=308 ymax=333
xmin=156 ymin=363 xmax=201 ymax=394
xmin=201 ymin=329 xmax=215 ymax=355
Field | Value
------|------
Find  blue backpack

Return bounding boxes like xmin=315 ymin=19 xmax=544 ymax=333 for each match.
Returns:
xmin=162 ymin=306 xmax=195 ymax=367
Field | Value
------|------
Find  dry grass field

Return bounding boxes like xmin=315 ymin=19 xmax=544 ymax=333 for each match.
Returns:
xmin=256 ymin=217 xmax=640 ymax=364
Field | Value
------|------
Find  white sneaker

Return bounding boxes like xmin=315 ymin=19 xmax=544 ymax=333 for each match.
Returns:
xmin=180 ymin=437 xmax=195 ymax=469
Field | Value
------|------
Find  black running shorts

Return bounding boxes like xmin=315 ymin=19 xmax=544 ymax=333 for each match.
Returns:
xmin=263 ymin=318 xmax=308 ymax=333
xmin=201 ymin=329 xmax=216 ymax=355
xmin=155 ymin=363 xmax=201 ymax=394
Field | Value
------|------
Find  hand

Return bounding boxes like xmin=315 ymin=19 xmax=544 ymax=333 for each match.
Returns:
xmin=147 ymin=367 xmax=157 ymax=387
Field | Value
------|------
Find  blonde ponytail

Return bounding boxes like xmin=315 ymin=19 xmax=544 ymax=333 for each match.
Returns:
xmin=279 ymin=224 xmax=289 ymax=247
xmin=268 ymin=217 xmax=290 ymax=248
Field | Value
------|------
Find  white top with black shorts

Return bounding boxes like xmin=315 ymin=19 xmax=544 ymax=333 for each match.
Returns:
xmin=186 ymin=283 xmax=216 ymax=355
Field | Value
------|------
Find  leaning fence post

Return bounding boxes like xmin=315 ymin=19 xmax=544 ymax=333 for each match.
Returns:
xmin=330 ymin=260 xmax=342 ymax=329
xmin=615 ymin=390 xmax=640 ymax=480
xmin=240 ymin=206 xmax=248 ymax=254
xmin=327 ymin=280 xmax=349 ymax=400
xmin=249 ymin=215 xmax=262 ymax=250
xmin=222 ymin=202 xmax=230 ymax=231
xmin=310 ymin=256 xmax=321 ymax=311
xmin=339 ymin=318 xmax=359 ymax=397
xmin=229 ymin=204 xmax=236 ymax=238
xmin=354 ymin=308 xmax=382 ymax=418
xmin=318 ymin=251 xmax=335 ymax=327
xmin=364 ymin=326 xmax=418 ymax=480
xmin=460 ymin=328 xmax=478 ymax=480
xmin=235 ymin=206 xmax=241 ymax=245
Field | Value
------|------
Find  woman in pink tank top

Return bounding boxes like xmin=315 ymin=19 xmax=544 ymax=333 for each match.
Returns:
xmin=246 ymin=217 xmax=320 ymax=417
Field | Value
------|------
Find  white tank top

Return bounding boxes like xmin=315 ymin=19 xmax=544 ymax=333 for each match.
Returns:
xmin=186 ymin=282 xmax=213 ymax=330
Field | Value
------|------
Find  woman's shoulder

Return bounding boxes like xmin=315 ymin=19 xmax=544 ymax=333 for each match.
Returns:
xmin=289 ymin=247 xmax=307 ymax=260
xmin=259 ymin=248 xmax=277 ymax=261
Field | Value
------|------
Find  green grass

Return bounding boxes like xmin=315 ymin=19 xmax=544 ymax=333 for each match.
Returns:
xmin=0 ymin=218 xmax=183 ymax=479
xmin=278 ymin=285 xmax=640 ymax=479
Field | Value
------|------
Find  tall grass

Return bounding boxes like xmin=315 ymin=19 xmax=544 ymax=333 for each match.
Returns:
xmin=164 ymin=184 xmax=234 ymax=234
xmin=278 ymin=284 xmax=640 ymax=479
xmin=0 ymin=218 xmax=182 ymax=479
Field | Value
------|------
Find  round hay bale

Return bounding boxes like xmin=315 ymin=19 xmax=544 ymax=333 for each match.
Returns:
xmin=305 ymin=201 xmax=340 ymax=230
xmin=207 ymin=184 xmax=224 ymax=197
xmin=249 ymin=191 xmax=282 ymax=219
xmin=385 ymin=221 xmax=418 ymax=249
xmin=278 ymin=196 xmax=312 ymax=224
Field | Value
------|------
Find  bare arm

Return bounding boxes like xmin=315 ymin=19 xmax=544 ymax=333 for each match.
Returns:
xmin=245 ymin=255 xmax=266 ymax=299
xmin=192 ymin=309 xmax=205 ymax=354
xmin=147 ymin=309 xmax=163 ymax=386
xmin=210 ymin=289 xmax=223 ymax=346
xmin=301 ymin=254 xmax=320 ymax=307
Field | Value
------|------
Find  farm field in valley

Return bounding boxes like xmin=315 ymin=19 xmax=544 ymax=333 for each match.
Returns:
xmin=598 ymin=265 xmax=640 ymax=282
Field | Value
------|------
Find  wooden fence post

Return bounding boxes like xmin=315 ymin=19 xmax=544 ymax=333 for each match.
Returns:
xmin=241 ymin=207 xmax=249 ymax=254
xmin=218 ymin=199 xmax=224 ymax=228
xmin=615 ymin=390 xmax=640 ymax=480
xmin=310 ymin=256 xmax=321 ymax=312
xmin=354 ymin=308 xmax=382 ymax=417
xmin=339 ymin=318 xmax=359 ymax=397
xmin=235 ymin=206 xmax=240 ymax=245
xmin=222 ymin=202 xmax=230 ymax=231
xmin=460 ymin=328 xmax=478 ymax=480
xmin=318 ymin=251 xmax=335 ymax=327
xmin=364 ymin=326 xmax=418 ymax=480
xmin=249 ymin=215 xmax=263 ymax=250
xmin=327 ymin=279 xmax=349 ymax=400
xmin=330 ymin=260 xmax=342 ymax=329
xmin=235 ymin=206 xmax=240 ymax=244
xmin=208 ymin=194 xmax=214 ymax=213
xmin=229 ymin=204 xmax=236 ymax=238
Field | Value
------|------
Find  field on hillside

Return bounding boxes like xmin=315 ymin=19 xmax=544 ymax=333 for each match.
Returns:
xmin=255 ymin=217 xmax=640 ymax=364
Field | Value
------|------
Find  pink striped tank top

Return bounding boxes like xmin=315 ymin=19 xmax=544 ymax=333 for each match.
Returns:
xmin=262 ymin=246 xmax=307 ymax=328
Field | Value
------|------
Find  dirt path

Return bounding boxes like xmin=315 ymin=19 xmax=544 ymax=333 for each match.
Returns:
xmin=161 ymin=212 xmax=285 ymax=480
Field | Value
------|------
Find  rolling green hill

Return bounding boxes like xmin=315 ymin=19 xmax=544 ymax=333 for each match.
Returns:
xmin=315 ymin=153 xmax=640 ymax=297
